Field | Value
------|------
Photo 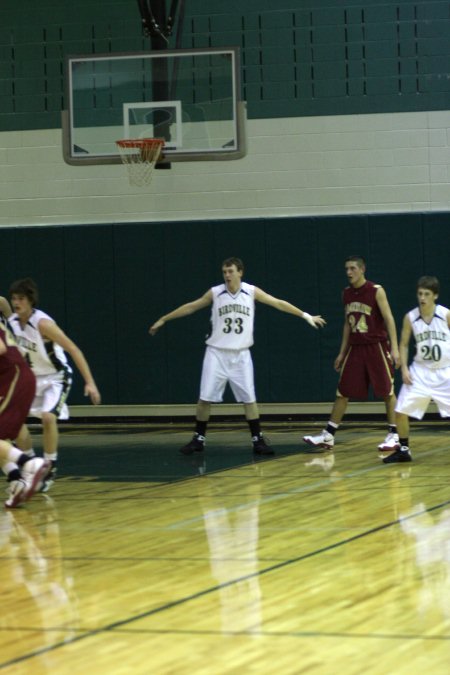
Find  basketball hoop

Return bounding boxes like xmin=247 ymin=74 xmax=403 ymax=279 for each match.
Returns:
xmin=116 ymin=138 xmax=164 ymax=187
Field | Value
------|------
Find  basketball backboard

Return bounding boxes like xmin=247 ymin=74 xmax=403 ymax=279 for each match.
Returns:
xmin=62 ymin=47 xmax=246 ymax=165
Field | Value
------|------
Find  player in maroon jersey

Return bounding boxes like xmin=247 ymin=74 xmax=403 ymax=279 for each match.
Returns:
xmin=303 ymin=255 xmax=400 ymax=454
xmin=0 ymin=309 xmax=50 ymax=507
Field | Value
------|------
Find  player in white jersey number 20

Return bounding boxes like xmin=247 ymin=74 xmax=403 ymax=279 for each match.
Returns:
xmin=383 ymin=275 xmax=450 ymax=464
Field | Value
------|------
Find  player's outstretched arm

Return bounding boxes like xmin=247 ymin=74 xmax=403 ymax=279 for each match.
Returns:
xmin=38 ymin=319 xmax=101 ymax=405
xmin=149 ymin=290 xmax=213 ymax=335
xmin=254 ymin=287 xmax=326 ymax=329
xmin=302 ymin=313 xmax=327 ymax=329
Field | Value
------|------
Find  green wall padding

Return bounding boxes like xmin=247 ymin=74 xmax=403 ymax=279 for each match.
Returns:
xmin=1 ymin=212 xmax=449 ymax=405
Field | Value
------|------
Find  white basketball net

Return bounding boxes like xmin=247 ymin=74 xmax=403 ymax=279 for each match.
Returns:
xmin=116 ymin=139 xmax=164 ymax=187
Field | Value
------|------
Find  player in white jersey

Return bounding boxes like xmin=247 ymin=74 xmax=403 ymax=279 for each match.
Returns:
xmin=383 ymin=276 xmax=450 ymax=464
xmin=149 ymin=257 xmax=326 ymax=455
xmin=9 ymin=278 xmax=101 ymax=488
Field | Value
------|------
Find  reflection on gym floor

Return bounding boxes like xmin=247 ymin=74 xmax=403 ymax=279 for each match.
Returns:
xmin=1 ymin=421 xmax=449 ymax=674
xmin=199 ymin=468 xmax=262 ymax=635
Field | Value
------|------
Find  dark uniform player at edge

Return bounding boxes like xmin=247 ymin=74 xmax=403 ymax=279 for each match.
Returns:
xmin=0 ymin=299 xmax=50 ymax=508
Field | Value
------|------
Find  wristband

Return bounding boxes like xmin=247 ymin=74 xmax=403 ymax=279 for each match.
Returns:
xmin=302 ymin=312 xmax=316 ymax=328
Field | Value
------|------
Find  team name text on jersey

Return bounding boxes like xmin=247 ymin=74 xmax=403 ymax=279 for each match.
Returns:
xmin=218 ymin=304 xmax=251 ymax=317
xmin=346 ymin=302 xmax=373 ymax=316
xmin=415 ymin=330 xmax=447 ymax=343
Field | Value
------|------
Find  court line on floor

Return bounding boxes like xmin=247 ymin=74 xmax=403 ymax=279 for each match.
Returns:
xmin=102 ymin=627 xmax=450 ymax=641
xmin=1 ymin=495 xmax=449 ymax=669
xmin=164 ymin=444 xmax=450 ymax=530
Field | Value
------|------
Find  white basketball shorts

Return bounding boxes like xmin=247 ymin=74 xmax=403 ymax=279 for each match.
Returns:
xmin=199 ymin=346 xmax=256 ymax=403
xmin=30 ymin=370 xmax=73 ymax=420
xmin=395 ymin=362 xmax=450 ymax=419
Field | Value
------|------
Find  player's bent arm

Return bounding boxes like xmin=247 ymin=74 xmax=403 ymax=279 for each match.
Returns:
xmin=399 ymin=314 xmax=412 ymax=372
xmin=38 ymin=319 xmax=101 ymax=404
xmin=0 ymin=297 xmax=12 ymax=319
xmin=149 ymin=291 xmax=213 ymax=335
xmin=254 ymin=287 xmax=326 ymax=328
xmin=0 ymin=337 xmax=6 ymax=354
xmin=375 ymin=287 xmax=400 ymax=363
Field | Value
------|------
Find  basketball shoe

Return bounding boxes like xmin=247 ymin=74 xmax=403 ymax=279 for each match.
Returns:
xmin=382 ymin=446 xmax=412 ymax=464
xmin=21 ymin=458 xmax=52 ymax=500
xmin=378 ymin=432 xmax=400 ymax=456
xmin=180 ymin=434 xmax=205 ymax=455
xmin=40 ymin=462 xmax=57 ymax=492
xmin=252 ymin=435 xmax=274 ymax=455
xmin=4 ymin=458 xmax=50 ymax=507
xmin=303 ymin=430 xmax=334 ymax=449
xmin=4 ymin=479 xmax=27 ymax=508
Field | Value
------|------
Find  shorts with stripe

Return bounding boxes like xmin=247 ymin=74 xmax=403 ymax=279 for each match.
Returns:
xmin=30 ymin=369 xmax=73 ymax=420
xmin=337 ymin=342 xmax=394 ymax=400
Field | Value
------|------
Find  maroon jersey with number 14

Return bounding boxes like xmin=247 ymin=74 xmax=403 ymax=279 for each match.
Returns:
xmin=343 ymin=280 xmax=388 ymax=345
xmin=0 ymin=314 xmax=36 ymax=440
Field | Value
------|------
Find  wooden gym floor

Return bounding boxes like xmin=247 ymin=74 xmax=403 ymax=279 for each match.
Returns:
xmin=0 ymin=421 xmax=449 ymax=674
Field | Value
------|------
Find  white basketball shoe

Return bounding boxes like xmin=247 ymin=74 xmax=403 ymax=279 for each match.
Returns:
xmin=303 ymin=430 xmax=335 ymax=449
xmin=21 ymin=458 xmax=52 ymax=502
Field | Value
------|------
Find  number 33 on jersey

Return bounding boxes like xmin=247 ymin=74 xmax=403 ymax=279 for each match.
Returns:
xmin=206 ymin=282 xmax=255 ymax=349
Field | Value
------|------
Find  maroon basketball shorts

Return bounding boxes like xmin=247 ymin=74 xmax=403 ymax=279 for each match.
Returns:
xmin=0 ymin=364 xmax=36 ymax=440
xmin=337 ymin=342 xmax=394 ymax=400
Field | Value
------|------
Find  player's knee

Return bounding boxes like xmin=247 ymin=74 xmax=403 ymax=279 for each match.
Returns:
xmin=41 ymin=411 xmax=57 ymax=426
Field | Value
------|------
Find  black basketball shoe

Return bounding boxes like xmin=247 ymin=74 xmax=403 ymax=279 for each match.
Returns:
xmin=382 ymin=447 xmax=412 ymax=464
xmin=179 ymin=434 xmax=205 ymax=455
xmin=252 ymin=435 xmax=274 ymax=455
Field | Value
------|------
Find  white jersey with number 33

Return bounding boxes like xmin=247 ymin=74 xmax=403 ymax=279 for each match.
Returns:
xmin=410 ymin=304 xmax=450 ymax=369
xmin=206 ymin=282 xmax=255 ymax=350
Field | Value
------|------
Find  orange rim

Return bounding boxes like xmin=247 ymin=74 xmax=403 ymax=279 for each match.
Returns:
xmin=116 ymin=138 xmax=164 ymax=149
